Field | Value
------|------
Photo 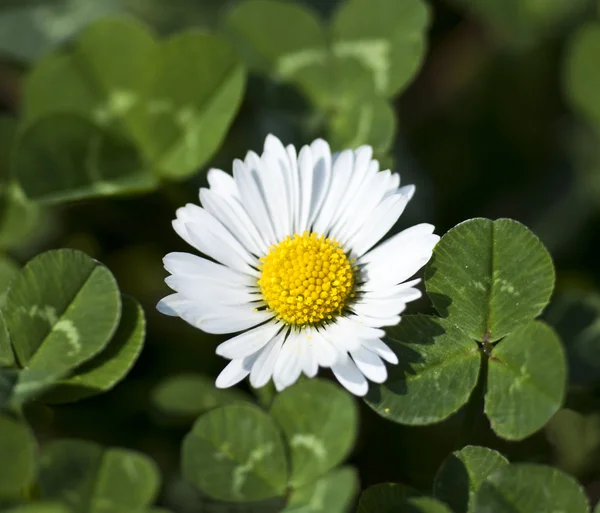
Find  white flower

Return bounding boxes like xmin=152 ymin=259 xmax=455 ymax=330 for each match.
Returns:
xmin=157 ymin=135 xmax=439 ymax=396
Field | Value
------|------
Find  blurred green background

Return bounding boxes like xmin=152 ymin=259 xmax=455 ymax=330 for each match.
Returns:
xmin=2 ymin=0 xmax=600 ymax=510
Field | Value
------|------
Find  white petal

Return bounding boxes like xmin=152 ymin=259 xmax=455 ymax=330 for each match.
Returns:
xmin=336 ymin=316 xmax=386 ymax=341
xmin=175 ymin=203 xmax=258 ymax=275
xmin=207 ymin=168 xmax=239 ymax=199
xmin=156 ymin=293 xmax=187 ymax=317
xmin=216 ymin=320 xmax=282 ymax=359
xmin=264 ymin=135 xmax=296 ymax=235
xmin=163 ymin=252 xmax=254 ymax=287
xmin=245 ymin=150 xmax=285 ymax=242
xmin=352 ymin=299 xmax=406 ymax=319
xmin=310 ymin=328 xmax=340 ymax=368
xmin=285 ymin=143 xmax=301 ymax=234
xmin=353 ymin=313 xmax=401 ymax=328
xmin=331 ymin=357 xmax=369 ymax=396
xmin=296 ymin=145 xmax=314 ymax=232
xmin=360 ymin=279 xmax=422 ymax=300
xmin=165 ymin=275 xmax=259 ymax=305
xmin=215 ymin=353 xmax=259 ymax=388
xmin=233 ymin=158 xmax=278 ymax=246
xmin=321 ymin=321 xmax=362 ymax=353
xmin=343 ymin=184 xmax=414 ymax=247
xmin=200 ymin=188 xmax=267 ymax=256
xmin=362 ymin=338 xmax=399 ymax=365
xmin=198 ymin=307 xmax=273 ymax=334
xmin=312 ymin=150 xmax=354 ymax=235
xmin=332 ymin=146 xmax=372 ymax=227
xmin=360 ymin=223 xmax=436 ymax=265
xmin=261 ymin=150 xmax=291 ymax=240
xmin=249 ymin=331 xmax=286 ymax=388
xmin=306 ymin=139 xmax=332 ymax=228
xmin=347 ymin=187 xmax=415 ymax=257
xmin=361 ymin=224 xmax=440 ymax=288
xmin=301 ymin=342 xmax=319 ymax=378
xmin=350 ymin=346 xmax=387 ymax=383
xmin=273 ymin=332 xmax=303 ymax=390
xmin=331 ymin=163 xmax=388 ymax=243
xmin=298 ymin=327 xmax=323 ymax=376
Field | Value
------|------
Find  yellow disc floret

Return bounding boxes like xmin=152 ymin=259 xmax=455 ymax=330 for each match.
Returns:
xmin=258 ymin=232 xmax=355 ymax=326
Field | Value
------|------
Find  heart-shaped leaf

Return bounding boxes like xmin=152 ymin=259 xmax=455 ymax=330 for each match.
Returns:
xmin=39 ymin=439 xmax=160 ymax=513
xmin=13 ymin=114 xmax=156 ymax=204
xmin=433 ymin=445 xmax=509 ymax=513
xmin=182 ymin=403 xmax=288 ymax=502
xmin=270 ymin=378 xmax=357 ymax=487
xmin=425 ymin=218 xmax=555 ymax=342
xmin=221 ymin=0 xmax=428 ymax=106
xmin=473 ymin=463 xmax=589 ymax=513
xmin=357 ymin=483 xmax=420 ymax=513
xmin=485 ymin=321 xmax=567 ymax=440
xmin=282 ymin=467 xmax=358 ymax=513
xmin=22 ymin=17 xmax=246 ymax=185
xmin=5 ymin=249 xmax=121 ymax=402
xmin=365 ymin=315 xmax=481 ymax=425
xmin=41 ymin=294 xmax=145 ymax=404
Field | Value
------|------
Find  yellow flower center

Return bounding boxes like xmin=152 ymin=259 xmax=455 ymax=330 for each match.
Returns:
xmin=258 ymin=232 xmax=355 ymax=326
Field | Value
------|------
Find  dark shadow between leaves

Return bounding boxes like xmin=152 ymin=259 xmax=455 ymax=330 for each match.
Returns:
xmin=165 ymin=477 xmax=286 ymax=513
xmin=435 ymin=454 xmax=471 ymax=513
xmin=422 ymin=260 xmax=453 ymax=319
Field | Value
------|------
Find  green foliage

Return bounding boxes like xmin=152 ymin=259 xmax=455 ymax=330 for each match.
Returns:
xmin=546 ymin=408 xmax=600 ymax=477
xmin=433 ymin=445 xmax=509 ymax=513
xmin=485 ymin=321 xmax=566 ymax=440
xmin=357 ymin=483 xmax=420 ymax=513
xmin=0 ymin=0 xmax=125 ymax=62
xmin=0 ymin=414 xmax=37 ymax=501
xmin=546 ymin=290 xmax=600 ymax=386
xmin=270 ymin=379 xmax=357 ymax=487
xmin=566 ymin=23 xmax=600 ymax=136
xmin=42 ymin=294 xmax=145 ymax=403
xmin=472 ymin=463 xmax=589 ymax=512
xmin=38 ymin=439 xmax=161 ymax=513
xmin=451 ymin=0 xmax=590 ymax=46
xmin=14 ymin=114 xmax=155 ymax=204
xmin=182 ymin=402 xmax=289 ymax=502
xmin=0 ymin=310 xmax=14 ymax=367
xmin=0 ymin=117 xmax=40 ymax=249
xmin=368 ymin=218 xmax=565 ymax=443
xmin=221 ymin=0 xmax=428 ymax=153
xmin=0 ymin=249 xmax=144 ymax=407
xmin=5 ymin=249 xmax=121 ymax=402
xmin=397 ymin=498 xmax=453 ymax=513
xmin=425 ymin=218 xmax=555 ymax=343
xmin=281 ymin=467 xmax=358 ymax=513
xmin=365 ymin=315 xmax=481 ymax=424
xmin=328 ymin=97 xmax=396 ymax=155
xmin=0 ymin=1 xmax=595 ymax=511
xmin=18 ymin=16 xmax=245 ymax=200
xmin=4 ymin=504 xmax=71 ymax=513
xmin=0 ymin=255 xmax=19 ymax=307
xmin=152 ymin=373 xmax=250 ymax=422
xmin=180 ymin=381 xmax=360 ymax=508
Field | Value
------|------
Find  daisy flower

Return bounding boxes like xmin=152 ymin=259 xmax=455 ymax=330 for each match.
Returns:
xmin=157 ymin=135 xmax=439 ymax=396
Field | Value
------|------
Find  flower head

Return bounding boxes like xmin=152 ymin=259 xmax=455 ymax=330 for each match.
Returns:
xmin=157 ymin=135 xmax=439 ymax=396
